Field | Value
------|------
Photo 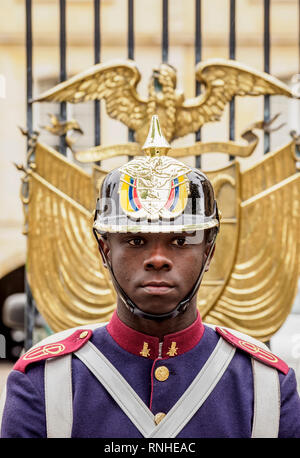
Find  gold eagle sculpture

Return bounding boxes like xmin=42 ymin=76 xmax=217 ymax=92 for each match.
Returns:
xmin=33 ymin=58 xmax=298 ymax=145
xmin=23 ymin=59 xmax=299 ymax=342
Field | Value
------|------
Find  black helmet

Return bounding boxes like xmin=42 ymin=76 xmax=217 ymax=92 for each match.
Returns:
xmin=94 ymin=115 xmax=219 ymax=235
xmin=93 ymin=115 xmax=220 ymax=320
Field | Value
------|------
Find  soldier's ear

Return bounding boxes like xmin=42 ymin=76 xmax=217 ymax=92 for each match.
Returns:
xmin=98 ymin=235 xmax=111 ymax=267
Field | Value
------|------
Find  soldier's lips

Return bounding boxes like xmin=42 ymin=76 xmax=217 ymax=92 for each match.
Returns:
xmin=141 ymin=282 xmax=175 ymax=295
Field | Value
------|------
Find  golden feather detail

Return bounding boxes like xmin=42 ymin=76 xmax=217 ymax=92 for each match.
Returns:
xmin=33 ymin=58 xmax=299 ymax=145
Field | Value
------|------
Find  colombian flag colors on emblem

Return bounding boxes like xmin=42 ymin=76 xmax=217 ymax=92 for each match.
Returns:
xmin=119 ymin=172 xmax=189 ymax=219
xmin=119 ymin=173 xmax=142 ymax=214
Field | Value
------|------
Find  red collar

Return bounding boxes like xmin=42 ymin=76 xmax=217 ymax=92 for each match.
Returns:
xmin=106 ymin=311 xmax=205 ymax=360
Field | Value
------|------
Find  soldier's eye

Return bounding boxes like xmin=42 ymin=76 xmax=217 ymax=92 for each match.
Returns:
xmin=128 ymin=238 xmax=145 ymax=246
xmin=172 ymin=237 xmax=187 ymax=247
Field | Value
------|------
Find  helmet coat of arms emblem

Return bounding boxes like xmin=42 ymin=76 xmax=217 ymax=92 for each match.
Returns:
xmin=119 ymin=156 xmax=191 ymax=220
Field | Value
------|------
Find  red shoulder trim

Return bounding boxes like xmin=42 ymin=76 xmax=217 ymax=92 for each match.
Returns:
xmin=14 ymin=329 xmax=93 ymax=373
xmin=216 ymin=327 xmax=289 ymax=375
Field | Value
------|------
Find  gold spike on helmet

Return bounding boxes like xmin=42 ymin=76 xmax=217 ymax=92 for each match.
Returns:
xmin=142 ymin=114 xmax=171 ymax=156
xmin=93 ymin=115 xmax=220 ymax=234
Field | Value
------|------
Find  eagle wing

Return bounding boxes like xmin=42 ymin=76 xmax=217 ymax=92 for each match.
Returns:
xmin=27 ymin=143 xmax=116 ymax=332
xmin=200 ymin=142 xmax=299 ymax=342
xmin=33 ymin=60 xmax=148 ymax=133
xmin=175 ymin=58 xmax=298 ymax=139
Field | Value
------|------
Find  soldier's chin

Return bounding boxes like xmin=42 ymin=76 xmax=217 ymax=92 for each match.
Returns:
xmin=135 ymin=299 xmax=178 ymax=317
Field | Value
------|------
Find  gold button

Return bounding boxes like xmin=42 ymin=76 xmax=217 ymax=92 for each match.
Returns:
xmin=79 ymin=331 xmax=89 ymax=339
xmin=154 ymin=366 xmax=169 ymax=381
xmin=154 ymin=412 xmax=166 ymax=425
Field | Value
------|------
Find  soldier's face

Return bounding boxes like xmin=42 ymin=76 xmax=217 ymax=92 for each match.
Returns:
xmin=101 ymin=232 xmax=212 ymax=317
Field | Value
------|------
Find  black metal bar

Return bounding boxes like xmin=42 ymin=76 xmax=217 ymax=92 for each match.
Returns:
xmin=264 ymin=0 xmax=270 ymax=154
xmin=59 ymin=0 xmax=67 ymax=155
xmin=229 ymin=0 xmax=235 ymax=138
xmin=25 ymin=0 xmax=35 ymax=351
xmin=128 ymin=0 xmax=135 ymax=150
xmin=94 ymin=0 xmax=101 ymax=66
xmin=128 ymin=0 xmax=134 ymax=61
xmin=94 ymin=0 xmax=101 ymax=152
xmin=162 ymin=0 xmax=168 ymax=63
xmin=229 ymin=0 xmax=236 ymax=160
xmin=26 ymin=0 xmax=33 ymax=139
xmin=24 ymin=279 xmax=35 ymax=351
xmin=195 ymin=0 xmax=202 ymax=169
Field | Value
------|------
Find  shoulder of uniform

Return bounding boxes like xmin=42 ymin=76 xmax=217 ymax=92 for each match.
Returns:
xmin=13 ymin=329 xmax=93 ymax=374
xmin=216 ymin=327 xmax=289 ymax=375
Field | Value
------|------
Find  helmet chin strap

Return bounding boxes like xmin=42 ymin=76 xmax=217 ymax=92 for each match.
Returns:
xmin=93 ymin=228 xmax=217 ymax=321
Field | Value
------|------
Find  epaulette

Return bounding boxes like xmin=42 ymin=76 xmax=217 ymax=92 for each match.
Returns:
xmin=216 ymin=327 xmax=289 ymax=375
xmin=14 ymin=329 xmax=93 ymax=373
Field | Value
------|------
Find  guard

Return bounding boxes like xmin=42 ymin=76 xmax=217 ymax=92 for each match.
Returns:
xmin=1 ymin=115 xmax=300 ymax=438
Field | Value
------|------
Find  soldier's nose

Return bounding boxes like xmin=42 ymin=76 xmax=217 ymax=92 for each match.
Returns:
xmin=144 ymin=246 xmax=173 ymax=271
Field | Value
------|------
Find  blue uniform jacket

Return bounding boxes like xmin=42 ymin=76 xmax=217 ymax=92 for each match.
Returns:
xmin=1 ymin=312 xmax=300 ymax=438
